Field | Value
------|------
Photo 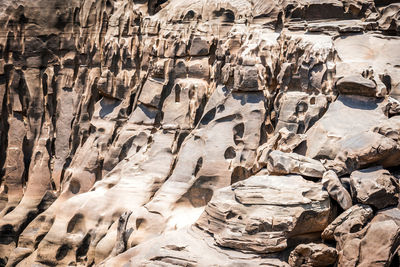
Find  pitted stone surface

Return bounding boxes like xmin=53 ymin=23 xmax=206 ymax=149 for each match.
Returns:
xmin=0 ymin=0 xmax=399 ymax=266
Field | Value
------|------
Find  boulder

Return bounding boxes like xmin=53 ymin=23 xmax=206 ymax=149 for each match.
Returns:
xmin=305 ymin=95 xmax=400 ymax=174
xmin=334 ymin=131 xmax=400 ymax=173
xmin=350 ymin=166 xmax=399 ymax=209
xmin=305 ymin=95 xmax=388 ymax=160
xmin=254 ymin=127 xmax=306 ymax=172
xmin=274 ymin=92 xmax=328 ymax=135
xmin=336 ymin=75 xmax=377 ymax=97
xmin=322 ymin=204 xmax=373 ymax=241
xmin=101 ymin=227 xmax=290 ymax=267
xmin=266 ymin=150 xmax=326 ymax=178
xmin=196 ymin=174 xmax=333 ymax=253
xmin=322 ymin=170 xmax=352 ymax=210
xmin=288 ymin=243 xmax=337 ymax=267
xmin=337 ymin=208 xmax=400 ymax=266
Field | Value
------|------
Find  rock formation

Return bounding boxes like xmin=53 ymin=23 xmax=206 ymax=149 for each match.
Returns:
xmin=0 ymin=0 xmax=399 ymax=266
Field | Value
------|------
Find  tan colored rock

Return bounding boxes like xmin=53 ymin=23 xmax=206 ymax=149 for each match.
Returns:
xmin=288 ymin=243 xmax=337 ymax=267
xmin=336 ymin=75 xmax=378 ymax=97
xmin=372 ymin=115 xmax=400 ymax=140
xmin=123 ymin=88 xmax=267 ymax=253
xmin=305 ymin=95 xmax=388 ymax=161
xmin=305 ymin=95 xmax=400 ymax=175
xmin=0 ymin=0 xmax=399 ymax=266
xmin=322 ymin=170 xmax=353 ymax=210
xmin=254 ymin=127 xmax=306 ymax=172
xmin=350 ymin=166 xmax=399 ymax=209
xmin=378 ymin=4 xmax=400 ymax=34
xmin=266 ymin=150 xmax=326 ymax=178
xmin=322 ymin=204 xmax=373 ymax=241
xmin=101 ymin=227 xmax=290 ymax=267
xmin=271 ymin=127 xmax=307 ymax=153
xmin=337 ymin=208 xmax=400 ymax=266
xmin=274 ymin=92 xmax=329 ymax=135
xmin=334 ymin=131 xmax=400 ymax=173
xmin=196 ymin=174 xmax=333 ymax=253
xmin=334 ymin=33 xmax=400 ymax=100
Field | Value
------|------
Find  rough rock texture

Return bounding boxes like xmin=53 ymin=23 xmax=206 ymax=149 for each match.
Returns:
xmin=350 ymin=166 xmax=399 ymax=209
xmin=196 ymin=174 xmax=333 ymax=254
xmin=102 ymin=227 xmax=291 ymax=267
xmin=266 ymin=150 xmax=326 ymax=178
xmin=330 ymin=207 xmax=400 ymax=266
xmin=0 ymin=0 xmax=399 ymax=266
xmin=321 ymin=204 xmax=374 ymax=241
xmin=323 ymin=170 xmax=353 ymax=210
xmin=288 ymin=243 xmax=337 ymax=267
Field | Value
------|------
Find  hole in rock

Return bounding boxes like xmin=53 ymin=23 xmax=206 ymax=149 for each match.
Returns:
xmin=179 ymin=176 xmax=216 ymax=207
xmin=217 ymin=104 xmax=225 ymax=113
xmin=136 ymin=218 xmax=144 ymax=229
xmin=67 ymin=213 xmax=84 ymax=233
xmin=224 ymin=146 xmax=236 ymax=159
xmin=200 ymin=108 xmax=216 ymax=125
xmin=194 ymin=157 xmax=203 ymax=176
xmin=76 ymin=234 xmax=91 ymax=261
xmin=175 ymin=84 xmax=181 ymax=103
xmin=34 ymin=234 xmax=46 ymax=249
xmin=226 ymin=211 xmax=237 ymax=220
xmin=296 ymin=101 xmax=308 ymax=114
xmin=56 ymin=244 xmax=70 ymax=261
xmin=233 ymin=123 xmax=245 ymax=145
xmin=390 ymin=251 xmax=399 ymax=267
xmin=185 ymin=187 xmax=214 ymax=208
xmin=4 ymin=206 xmax=14 ymax=215
xmin=148 ymin=0 xmax=168 ymax=15
xmin=0 ymin=224 xmax=14 ymax=245
xmin=213 ymin=8 xmax=235 ymax=22
xmin=265 ymin=123 xmax=274 ymax=135
xmin=69 ymin=180 xmax=81 ymax=194
xmin=184 ymin=10 xmax=195 ymax=20
xmin=231 ymin=166 xmax=251 ymax=185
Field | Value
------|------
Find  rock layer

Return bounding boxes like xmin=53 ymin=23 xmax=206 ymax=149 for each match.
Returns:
xmin=0 ymin=0 xmax=399 ymax=266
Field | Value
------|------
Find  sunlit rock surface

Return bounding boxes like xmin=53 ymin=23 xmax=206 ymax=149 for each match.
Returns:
xmin=0 ymin=0 xmax=400 ymax=266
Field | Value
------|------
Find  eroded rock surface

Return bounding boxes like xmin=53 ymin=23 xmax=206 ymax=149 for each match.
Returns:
xmin=196 ymin=174 xmax=332 ymax=254
xmin=0 ymin=0 xmax=399 ymax=266
xmin=288 ymin=243 xmax=337 ymax=267
xmin=334 ymin=207 xmax=400 ymax=266
xmin=350 ymin=166 xmax=399 ymax=210
xmin=323 ymin=170 xmax=353 ymax=210
xmin=266 ymin=150 xmax=326 ymax=178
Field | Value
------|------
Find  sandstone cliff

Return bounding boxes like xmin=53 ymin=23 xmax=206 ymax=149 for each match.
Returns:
xmin=0 ymin=0 xmax=400 ymax=266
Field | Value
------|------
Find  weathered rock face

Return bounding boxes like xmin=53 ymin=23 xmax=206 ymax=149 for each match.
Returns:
xmin=196 ymin=174 xmax=333 ymax=254
xmin=350 ymin=166 xmax=399 ymax=210
xmin=0 ymin=0 xmax=399 ymax=266
xmin=325 ymin=207 xmax=400 ymax=267
xmin=288 ymin=243 xmax=338 ymax=267
xmin=323 ymin=170 xmax=353 ymax=210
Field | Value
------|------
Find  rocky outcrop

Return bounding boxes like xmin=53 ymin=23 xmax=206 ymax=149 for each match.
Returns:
xmin=322 ymin=204 xmax=374 ymax=241
xmin=323 ymin=170 xmax=353 ymax=210
xmin=321 ymin=205 xmax=400 ymax=265
xmin=266 ymin=150 xmax=326 ymax=178
xmin=0 ymin=0 xmax=399 ymax=266
xmin=196 ymin=174 xmax=333 ymax=253
xmin=288 ymin=243 xmax=337 ymax=267
xmin=102 ymin=227 xmax=291 ymax=267
xmin=333 ymin=207 xmax=400 ymax=266
xmin=304 ymin=95 xmax=400 ymax=175
xmin=350 ymin=166 xmax=399 ymax=210
xmin=336 ymin=75 xmax=379 ymax=97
